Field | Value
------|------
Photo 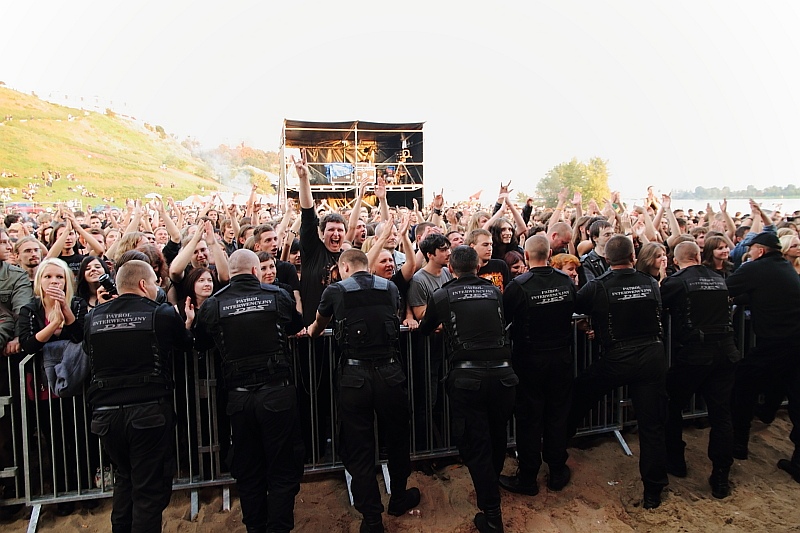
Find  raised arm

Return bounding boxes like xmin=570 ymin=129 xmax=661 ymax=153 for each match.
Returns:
xmin=375 ymin=174 xmax=390 ymax=224
xmin=205 ymin=220 xmax=229 ymax=283
xmin=169 ymin=225 xmax=203 ymax=284
xmin=296 ymin=152 xmax=314 ymax=210
xmin=64 ymin=211 xmax=105 ymax=255
xmin=156 ymin=198 xmax=181 ymax=243
xmin=346 ymin=175 xmax=370 ymax=243
xmin=45 ymin=216 xmax=72 ymax=259
xmin=367 ymin=214 xmax=395 ymax=272
xmin=504 ymin=194 xmax=527 ymax=239
xmin=396 ymin=212 xmax=416 ymax=281
xmin=548 ymin=187 xmax=569 ymax=233
xmin=571 ymin=191 xmax=583 ymax=220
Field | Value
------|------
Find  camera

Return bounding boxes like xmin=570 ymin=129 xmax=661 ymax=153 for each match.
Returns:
xmin=97 ymin=274 xmax=117 ymax=297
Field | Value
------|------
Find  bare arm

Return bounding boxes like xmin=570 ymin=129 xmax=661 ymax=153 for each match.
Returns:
xmin=346 ymin=175 xmax=370 ymax=243
xmin=205 ymin=221 xmax=229 ymax=283
xmin=169 ymin=226 xmax=202 ymax=284
xmin=397 ymin=213 xmax=416 ymax=280
xmin=65 ymin=211 xmax=105 ymax=255
xmin=505 ymin=195 xmax=527 ymax=239
xmin=548 ymin=187 xmax=569 ymax=233
xmin=157 ymin=198 xmax=181 ymax=243
xmin=45 ymin=217 xmax=72 ymax=259
xmin=376 ymin=175 xmax=390 ymax=225
xmin=571 ymin=191 xmax=583 ymax=220
xmin=245 ymin=184 xmax=258 ymax=219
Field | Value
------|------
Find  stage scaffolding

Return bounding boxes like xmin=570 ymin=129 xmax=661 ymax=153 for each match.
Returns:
xmin=279 ymin=120 xmax=424 ymax=211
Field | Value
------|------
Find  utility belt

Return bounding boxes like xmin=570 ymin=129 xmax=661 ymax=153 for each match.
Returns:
xmin=452 ymin=360 xmax=511 ymax=370
xmin=93 ymin=398 xmax=165 ymax=412
xmin=342 ymin=356 xmax=397 ymax=367
xmin=609 ymin=335 xmax=661 ymax=350
xmin=232 ymin=378 xmax=291 ymax=392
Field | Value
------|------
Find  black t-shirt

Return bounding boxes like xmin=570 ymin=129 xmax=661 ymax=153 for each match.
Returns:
xmin=299 ymin=208 xmax=341 ymax=325
xmin=477 ymin=259 xmax=510 ymax=292
xmin=59 ymin=252 xmax=87 ymax=278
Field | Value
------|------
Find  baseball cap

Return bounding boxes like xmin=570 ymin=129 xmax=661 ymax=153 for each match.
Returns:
xmin=750 ymin=231 xmax=781 ymax=250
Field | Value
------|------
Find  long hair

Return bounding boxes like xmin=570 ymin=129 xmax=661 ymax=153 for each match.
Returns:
xmin=489 ymin=218 xmax=520 ymax=259
xmin=137 ymin=244 xmax=169 ymax=286
xmin=34 ymin=257 xmax=75 ymax=303
xmin=780 ymin=234 xmax=800 ymax=269
xmin=635 ymin=242 xmax=666 ymax=275
xmin=701 ymin=235 xmax=732 ymax=271
xmin=183 ymin=267 xmax=214 ymax=308
xmin=76 ymin=255 xmax=112 ymax=301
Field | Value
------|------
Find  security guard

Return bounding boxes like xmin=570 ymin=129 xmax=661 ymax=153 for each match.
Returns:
xmin=499 ymin=235 xmax=576 ymax=496
xmin=726 ymin=231 xmax=800 ymax=483
xmin=660 ymin=241 xmax=740 ymax=499
xmin=85 ymin=260 xmax=192 ymax=533
xmin=195 ymin=249 xmax=305 ymax=533
xmin=307 ymin=249 xmax=419 ymax=533
xmin=418 ymin=246 xmax=518 ymax=533
xmin=568 ymin=235 xmax=669 ymax=509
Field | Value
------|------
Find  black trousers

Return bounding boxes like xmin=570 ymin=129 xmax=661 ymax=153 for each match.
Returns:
xmin=732 ymin=336 xmax=800 ymax=452
xmin=227 ymin=383 xmax=304 ymax=533
xmin=91 ymin=400 xmax=176 ymax=533
xmin=569 ymin=341 xmax=668 ymax=492
xmin=336 ymin=360 xmax=411 ymax=521
xmin=666 ymin=337 xmax=738 ymax=470
xmin=446 ymin=367 xmax=517 ymax=512
xmin=513 ymin=346 xmax=573 ymax=480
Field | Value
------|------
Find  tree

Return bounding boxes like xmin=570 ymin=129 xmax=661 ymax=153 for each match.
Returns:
xmin=536 ymin=157 xmax=611 ymax=207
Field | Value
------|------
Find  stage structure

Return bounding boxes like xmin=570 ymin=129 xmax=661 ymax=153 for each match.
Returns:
xmin=279 ymin=120 xmax=424 ymax=211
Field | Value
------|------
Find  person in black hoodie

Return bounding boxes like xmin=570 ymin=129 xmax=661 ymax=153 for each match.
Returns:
xmin=726 ymin=231 xmax=800 ymax=483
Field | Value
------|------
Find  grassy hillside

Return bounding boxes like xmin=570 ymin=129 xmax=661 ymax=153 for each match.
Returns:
xmin=0 ymin=87 xmax=224 ymax=208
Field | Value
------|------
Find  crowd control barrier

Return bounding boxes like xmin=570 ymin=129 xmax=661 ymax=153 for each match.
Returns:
xmin=0 ymin=312 xmax=771 ymax=532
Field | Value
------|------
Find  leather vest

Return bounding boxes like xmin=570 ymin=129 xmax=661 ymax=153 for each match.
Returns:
xmin=216 ymin=285 xmax=289 ymax=389
xmin=671 ymin=266 xmax=732 ymax=343
xmin=334 ymin=275 xmax=400 ymax=359
xmin=88 ymin=297 xmax=169 ymax=392
xmin=598 ymin=270 xmax=661 ymax=344
xmin=514 ymin=269 xmax=575 ymax=351
xmin=433 ymin=281 xmax=510 ymax=362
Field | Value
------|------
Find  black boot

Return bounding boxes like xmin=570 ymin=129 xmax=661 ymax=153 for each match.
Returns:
xmin=642 ymin=488 xmax=662 ymax=510
xmin=498 ymin=472 xmax=539 ymax=496
xmin=546 ymin=464 xmax=571 ymax=491
xmin=708 ymin=466 xmax=731 ymax=499
xmin=359 ymin=517 xmax=385 ymax=533
xmin=777 ymin=450 xmax=800 ymax=483
xmin=245 ymin=527 xmax=267 ymax=533
xmin=387 ymin=486 xmax=420 ymax=516
xmin=474 ymin=507 xmax=503 ymax=533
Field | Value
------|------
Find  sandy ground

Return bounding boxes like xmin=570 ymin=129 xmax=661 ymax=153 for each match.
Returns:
xmin=8 ymin=411 xmax=800 ymax=533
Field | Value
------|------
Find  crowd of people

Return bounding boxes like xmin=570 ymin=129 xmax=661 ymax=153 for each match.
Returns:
xmin=1 ymin=160 xmax=800 ymax=532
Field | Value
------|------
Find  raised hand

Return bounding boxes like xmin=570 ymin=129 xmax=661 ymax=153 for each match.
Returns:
xmin=291 ymin=150 xmax=310 ymax=181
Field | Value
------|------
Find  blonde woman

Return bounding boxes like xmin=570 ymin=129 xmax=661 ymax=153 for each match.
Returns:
xmin=780 ymin=234 xmax=800 ymax=275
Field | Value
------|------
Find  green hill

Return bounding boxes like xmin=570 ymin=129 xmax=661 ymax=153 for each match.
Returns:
xmin=0 ymin=87 xmax=224 ymax=208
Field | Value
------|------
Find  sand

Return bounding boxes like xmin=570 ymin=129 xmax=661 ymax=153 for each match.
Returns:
xmin=10 ymin=411 xmax=800 ymax=532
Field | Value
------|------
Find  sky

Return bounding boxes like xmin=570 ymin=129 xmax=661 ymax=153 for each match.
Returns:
xmin=3 ymin=1 xmax=800 ymax=204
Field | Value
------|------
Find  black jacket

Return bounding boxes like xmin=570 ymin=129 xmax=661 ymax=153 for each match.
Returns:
xmin=725 ymin=251 xmax=800 ymax=339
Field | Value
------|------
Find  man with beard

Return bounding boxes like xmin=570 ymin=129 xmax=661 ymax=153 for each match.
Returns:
xmin=13 ymin=236 xmax=43 ymax=284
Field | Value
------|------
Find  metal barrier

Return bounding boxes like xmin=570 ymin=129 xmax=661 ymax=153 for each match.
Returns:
xmin=2 ymin=313 xmax=762 ymax=529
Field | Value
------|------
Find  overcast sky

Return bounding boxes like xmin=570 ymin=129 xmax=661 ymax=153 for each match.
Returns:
xmin=3 ymin=1 xmax=800 ymax=203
